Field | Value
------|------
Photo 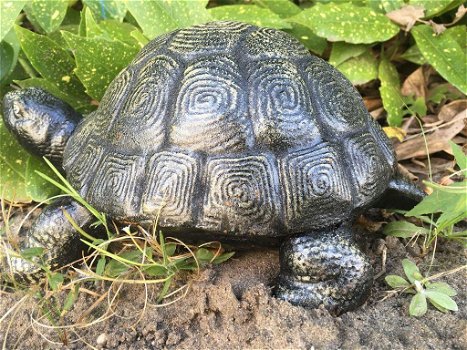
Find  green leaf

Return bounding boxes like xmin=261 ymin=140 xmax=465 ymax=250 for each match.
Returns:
xmin=254 ymin=0 xmax=301 ymax=18
xmin=125 ymin=0 xmax=211 ymax=39
xmin=164 ymin=243 xmax=177 ymax=257
xmin=20 ymin=247 xmax=45 ymax=259
xmin=403 ymin=95 xmax=427 ymax=117
xmin=366 ymin=0 xmax=405 ymax=13
xmin=329 ymin=42 xmax=368 ymax=67
xmin=196 ymin=248 xmax=215 ymax=262
xmin=0 ymin=1 xmax=27 ymax=41
xmin=425 ymin=290 xmax=458 ymax=311
xmin=96 ymin=256 xmax=106 ymax=275
xmin=83 ymin=0 xmax=127 ymax=22
xmin=0 ymin=121 xmax=60 ymax=202
xmin=24 ymin=0 xmax=68 ymax=33
xmin=402 ymin=259 xmax=421 ymax=283
xmin=62 ymin=31 xmax=139 ymax=100
xmin=212 ymin=251 xmax=235 ymax=265
xmin=15 ymin=25 xmax=89 ymax=101
xmin=48 ymin=272 xmax=64 ymax=290
xmin=287 ymin=2 xmax=399 ymax=44
xmin=63 ymin=285 xmax=79 ymax=312
xmin=0 ymin=29 xmax=20 ymax=85
xmin=450 ymin=141 xmax=467 ymax=177
xmin=400 ymin=45 xmax=427 ymax=65
xmin=144 ymin=265 xmax=168 ymax=277
xmin=284 ymin=23 xmax=328 ymax=55
xmin=335 ymin=50 xmax=378 ymax=85
xmin=209 ymin=5 xmax=291 ymax=29
xmin=426 ymin=282 xmax=457 ymax=297
xmin=385 ymin=274 xmax=411 ymax=288
xmin=410 ymin=0 xmax=464 ymax=18
xmin=383 ymin=221 xmax=429 ymax=238
xmin=16 ymin=77 xmax=92 ymax=113
xmin=409 ymin=292 xmax=427 ymax=317
xmin=378 ymin=58 xmax=405 ymax=126
xmin=412 ymin=25 xmax=466 ymax=94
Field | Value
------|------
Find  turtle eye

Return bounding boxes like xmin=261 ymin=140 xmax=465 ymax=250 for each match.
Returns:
xmin=12 ymin=101 xmax=23 ymax=118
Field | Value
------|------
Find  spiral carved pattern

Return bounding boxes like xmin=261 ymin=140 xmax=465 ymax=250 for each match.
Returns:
xmin=246 ymin=28 xmax=309 ymax=58
xmin=66 ymin=141 xmax=104 ymax=197
xmin=132 ymin=32 xmax=174 ymax=66
xmin=248 ymin=60 xmax=319 ymax=150
xmin=98 ymin=69 xmax=134 ymax=120
xmin=202 ymin=155 xmax=279 ymax=234
xmin=305 ymin=57 xmax=366 ymax=133
xmin=345 ymin=134 xmax=389 ymax=207
xmin=280 ymin=143 xmax=352 ymax=230
xmin=109 ymin=56 xmax=179 ymax=151
xmin=142 ymin=152 xmax=199 ymax=225
xmin=88 ymin=153 xmax=145 ymax=217
xmin=169 ymin=21 xmax=249 ymax=55
xmin=170 ymin=56 xmax=250 ymax=153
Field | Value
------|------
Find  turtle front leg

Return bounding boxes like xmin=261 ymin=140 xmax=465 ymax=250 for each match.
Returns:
xmin=3 ymin=198 xmax=94 ymax=282
xmin=273 ymin=226 xmax=373 ymax=315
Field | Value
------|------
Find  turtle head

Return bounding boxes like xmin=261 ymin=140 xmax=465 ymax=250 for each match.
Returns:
xmin=3 ymin=88 xmax=82 ymax=167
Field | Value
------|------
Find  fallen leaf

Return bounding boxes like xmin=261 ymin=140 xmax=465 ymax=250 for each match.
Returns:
xmin=383 ymin=126 xmax=407 ymax=142
xmin=438 ymin=100 xmax=467 ymax=122
xmin=401 ymin=67 xmax=426 ymax=100
xmin=395 ymin=111 xmax=466 ymax=160
xmin=386 ymin=5 xmax=425 ymax=31
xmin=364 ymin=98 xmax=383 ymax=112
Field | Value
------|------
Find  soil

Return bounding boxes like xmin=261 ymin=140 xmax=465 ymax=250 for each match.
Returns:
xmin=0 ymin=216 xmax=466 ymax=349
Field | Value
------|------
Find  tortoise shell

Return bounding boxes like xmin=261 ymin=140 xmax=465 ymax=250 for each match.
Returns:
xmin=63 ymin=21 xmax=396 ymax=237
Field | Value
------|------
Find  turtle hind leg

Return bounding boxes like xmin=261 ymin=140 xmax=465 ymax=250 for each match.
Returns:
xmin=273 ymin=226 xmax=373 ymax=315
xmin=3 ymin=198 xmax=94 ymax=283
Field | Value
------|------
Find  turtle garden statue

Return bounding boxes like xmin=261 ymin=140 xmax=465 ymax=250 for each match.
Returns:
xmin=2 ymin=21 xmax=424 ymax=315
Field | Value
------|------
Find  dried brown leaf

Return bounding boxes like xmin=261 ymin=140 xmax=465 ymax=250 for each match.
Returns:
xmin=386 ymin=5 xmax=425 ymax=31
xmin=401 ymin=67 xmax=426 ymax=100
xmin=438 ymin=100 xmax=467 ymax=122
xmin=395 ymin=111 xmax=466 ymax=160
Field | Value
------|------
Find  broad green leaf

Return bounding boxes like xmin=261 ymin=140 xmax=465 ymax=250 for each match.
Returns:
xmin=15 ymin=26 xmax=89 ymax=101
xmin=16 ymin=78 xmax=92 ymax=113
xmin=400 ymin=45 xmax=427 ymax=65
xmin=385 ymin=275 xmax=411 ymax=288
xmin=450 ymin=141 xmax=467 ymax=177
xmin=410 ymin=0 xmax=464 ymax=18
xmin=426 ymin=282 xmax=457 ymax=297
xmin=0 ymin=121 xmax=60 ymax=203
xmin=335 ymin=51 xmax=378 ymax=85
xmin=62 ymin=31 xmax=139 ymax=100
xmin=0 ymin=1 xmax=27 ymax=41
xmin=409 ymin=292 xmax=427 ymax=317
xmin=367 ymin=0 xmax=405 ymax=13
xmin=83 ymin=0 xmax=127 ymax=22
xmin=412 ymin=25 xmax=466 ymax=94
xmin=0 ymin=29 xmax=20 ymax=85
xmin=196 ymin=248 xmax=215 ymax=262
xmin=406 ymin=184 xmax=467 ymax=230
xmin=164 ymin=242 xmax=177 ymax=257
xmin=144 ymin=265 xmax=168 ymax=277
xmin=329 ymin=42 xmax=368 ymax=67
xmin=383 ymin=221 xmax=428 ymax=238
xmin=84 ymin=7 xmax=105 ymax=38
xmin=209 ymin=5 xmax=292 ymax=29
xmin=402 ymin=259 xmax=421 ymax=283
xmin=253 ymin=0 xmax=301 ymax=18
xmin=284 ymin=23 xmax=327 ymax=55
xmin=287 ymin=2 xmax=400 ymax=44
xmin=425 ymin=290 xmax=458 ymax=311
xmin=20 ymin=247 xmax=45 ymax=259
xmin=125 ymin=0 xmax=211 ymax=39
xmin=24 ymin=0 xmax=68 ymax=33
xmin=403 ymin=95 xmax=427 ymax=117
xmin=378 ymin=58 xmax=405 ymax=126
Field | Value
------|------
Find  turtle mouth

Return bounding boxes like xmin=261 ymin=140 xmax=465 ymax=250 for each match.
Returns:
xmin=2 ymin=91 xmax=22 ymax=131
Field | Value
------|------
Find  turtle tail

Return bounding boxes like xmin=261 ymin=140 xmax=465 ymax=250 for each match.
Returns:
xmin=375 ymin=174 xmax=426 ymax=210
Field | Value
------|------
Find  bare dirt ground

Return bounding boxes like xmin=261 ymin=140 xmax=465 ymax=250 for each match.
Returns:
xmin=0 ymin=217 xmax=466 ymax=350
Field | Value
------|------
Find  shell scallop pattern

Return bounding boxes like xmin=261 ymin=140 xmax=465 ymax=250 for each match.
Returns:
xmin=64 ymin=21 xmax=395 ymax=235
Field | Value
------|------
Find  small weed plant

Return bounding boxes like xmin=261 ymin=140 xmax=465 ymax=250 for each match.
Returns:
xmin=0 ymin=158 xmax=234 ymax=346
xmin=385 ymin=259 xmax=463 ymax=317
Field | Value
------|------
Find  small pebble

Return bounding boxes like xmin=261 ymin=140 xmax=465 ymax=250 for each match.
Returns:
xmin=96 ymin=333 xmax=108 ymax=347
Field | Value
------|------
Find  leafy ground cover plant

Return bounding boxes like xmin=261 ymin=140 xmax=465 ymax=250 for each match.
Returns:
xmin=385 ymin=258 xmax=463 ymax=317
